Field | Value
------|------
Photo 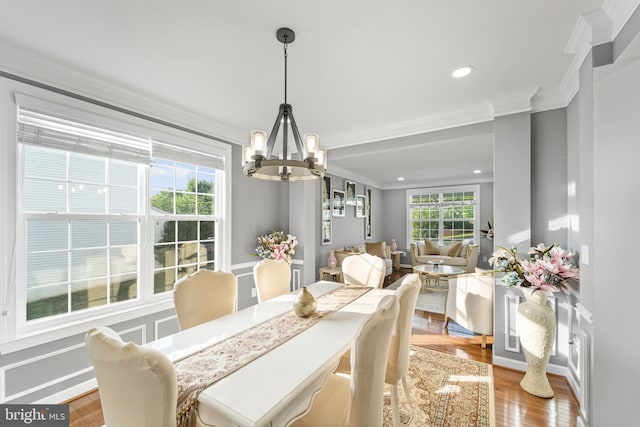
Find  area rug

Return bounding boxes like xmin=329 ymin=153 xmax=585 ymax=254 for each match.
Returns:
xmin=387 ymin=276 xmax=447 ymax=314
xmin=382 ymin=346 xmax=495 ymax=427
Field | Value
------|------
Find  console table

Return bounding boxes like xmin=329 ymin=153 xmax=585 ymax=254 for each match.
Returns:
xmin=390 ymin=250 xmax=405 ymax=272
xmin=318 ymin=266 xmax=343 ymax=282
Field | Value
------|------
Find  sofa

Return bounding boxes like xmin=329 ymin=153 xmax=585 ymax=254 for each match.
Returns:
xmin=333 ymin=242 xmax=392 ymax=279
xmin=410 ymin=241 xmax=479 ymax=273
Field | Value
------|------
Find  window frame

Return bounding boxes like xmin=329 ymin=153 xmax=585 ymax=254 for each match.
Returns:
xmin=406 ymin=185 xmax=480 ymax=246
xmin=0 ymin=79 xmax=232 ymax=353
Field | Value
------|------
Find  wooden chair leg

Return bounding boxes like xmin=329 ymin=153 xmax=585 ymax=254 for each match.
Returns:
xmin=481 ymin=334 xmax=487 ymax=349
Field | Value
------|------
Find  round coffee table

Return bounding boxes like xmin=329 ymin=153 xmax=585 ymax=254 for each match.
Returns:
xmin=412 ymin=264 xmax=465 ymax=289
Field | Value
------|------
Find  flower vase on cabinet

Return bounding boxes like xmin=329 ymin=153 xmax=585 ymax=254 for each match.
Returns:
xmin=327 ymin=250 xmax=337 ymax=269
xmin=517 ymin=288 xmax=556 ymax=398
xmin=390 ymin=239 xmax=398 ymax=252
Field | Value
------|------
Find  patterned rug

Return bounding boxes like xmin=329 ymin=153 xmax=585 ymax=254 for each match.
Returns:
xmin=387 ymin=276 xmax=447 ymax=314
xmin=382 ymin=346 xmax=495 ymax=427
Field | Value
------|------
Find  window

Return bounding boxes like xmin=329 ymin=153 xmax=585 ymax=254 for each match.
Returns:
xmin=1 ymin=87 xmax=230 ymax=350
xmin=150 ymin=159 xmax=217 ymax=293
xmin=23 ymin=145 xmax=143 ymax=320
xmin=407 ymin=186 xmax=479 ymax=245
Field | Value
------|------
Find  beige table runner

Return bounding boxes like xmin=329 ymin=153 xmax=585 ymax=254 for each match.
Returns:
xmin=175 ymin=284 xmax=371 ymax=427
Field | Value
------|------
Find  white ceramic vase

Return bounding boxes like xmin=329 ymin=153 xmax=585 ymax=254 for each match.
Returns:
xmin=517 ymin=287 xmax=556 ymax=398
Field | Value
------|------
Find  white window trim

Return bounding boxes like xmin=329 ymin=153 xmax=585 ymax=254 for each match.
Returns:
xmin=406 ymin=184 xmax=480 ymax=246
xmin=0 ymin=78 xmax=232 ymax=354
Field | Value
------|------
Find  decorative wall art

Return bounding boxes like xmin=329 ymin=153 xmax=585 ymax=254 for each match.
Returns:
xmin=332 ymin=189 xmax=346 ymax=217
xmin=365 ymin=187 xmax=372 ymax=239
xmin=345 ymin=180 xmax=356 ymax=205
xmin=321 ymin=176 xmax=332 ymax=245
xmin=356 ymin=194 xmax=366 ymax=218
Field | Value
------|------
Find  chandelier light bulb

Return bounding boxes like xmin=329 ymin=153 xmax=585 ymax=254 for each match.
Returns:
xmin=316 ymin=149 xmax=326 ymax=168
xmin=243 ymin=146 xmax=254 ymax=163
xmin=304 ymin=133 xmax=319 ymax=157
xmin=250 ymin=130 xmax=267 ymax=155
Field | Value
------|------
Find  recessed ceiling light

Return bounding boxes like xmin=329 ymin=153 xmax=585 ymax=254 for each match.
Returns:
xmin=397 ymin=177 xmax=405 ymax=181
xmin=452 ymin=66 xmax=475 ymax=78
xmin=473 ymin=169 xmax=482 ymax=174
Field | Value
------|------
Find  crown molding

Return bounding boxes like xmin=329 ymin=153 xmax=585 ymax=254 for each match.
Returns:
xmin=488 ymin=87 xmax=540 ymax=117
xmin=604 ymin=0 xmax=640 ymax=39
xmin=531 ymin=83 xmax=574 ymax=113
xmin=323 ymin=103 xmax=493 ymax=148
xmin=0 ymin=40 xmax=246 ymax=145
xmin=381 ymin=175 xmax=493 ymax=191
xmin=326 ymin=164 xmax=382 ymax=190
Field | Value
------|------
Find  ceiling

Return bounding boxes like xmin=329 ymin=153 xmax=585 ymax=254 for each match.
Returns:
xmin=0 ymin=0 xmax=606 ymax=188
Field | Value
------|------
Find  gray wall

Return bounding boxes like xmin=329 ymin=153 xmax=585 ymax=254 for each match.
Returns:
xmin=381 ymin=189 xmax=409 ymax=265
xmin=230 ymin=144 xmax=290 ymax=309
xmin=493 ymin=112 xmax=532 ymax=256
xmin=531 ymin=108 xmax=568 ymax=248
xmin=566 ymin=94 xmax=580 ymax=254
xmin=477 ymin=182 xmax=494 ymax=270
xmin=592 ymin=44 xmax=640 ymax=427
xmin=492 ymin=111 xmax=532 ymax=363
xmin=315 ymin=174 xmax=385 ymax=277
xmin=577 ymin=50 xmax=596 ymax=313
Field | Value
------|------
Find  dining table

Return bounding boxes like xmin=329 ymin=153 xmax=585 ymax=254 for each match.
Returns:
xmin=146 ymin=280 xmax=395 ymax=427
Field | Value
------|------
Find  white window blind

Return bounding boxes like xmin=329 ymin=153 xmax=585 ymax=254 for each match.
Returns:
xmin=15 ymin=93 xmax=151 ymax=164
xmin=152 ymin=141 xmax=225 ymax=171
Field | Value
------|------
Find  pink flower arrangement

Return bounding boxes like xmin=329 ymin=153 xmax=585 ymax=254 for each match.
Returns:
xmin=255 ymin=230 xmax=298 ymax=262
xmin=490 ymin=243 xmax=579 ymax=293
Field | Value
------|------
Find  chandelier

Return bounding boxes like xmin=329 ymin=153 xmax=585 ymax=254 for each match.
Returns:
xmin=242 ymin=27 xmax=326 ymax=181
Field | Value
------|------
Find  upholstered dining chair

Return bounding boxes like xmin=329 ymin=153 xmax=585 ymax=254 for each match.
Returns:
xmin=173 ymin=269 xmax=238 ymax=330
xmin=253 ymin=258 xmax=291 ymax=303
xmin=289 ymin=294 xmax=399 ymax=427
xmin=335 ymin=273 xmax=421 ymax=427
xmin=341 ymin=253 xmax=386 ymax=288
xmin=385 ymin=273 xmax=421 ymax=427
xmin=85 ymin=326 xmax=178 ymax=427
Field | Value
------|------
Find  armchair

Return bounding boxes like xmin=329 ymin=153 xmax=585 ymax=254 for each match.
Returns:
xmin=444 ymin=270 xmax=494 ymax=348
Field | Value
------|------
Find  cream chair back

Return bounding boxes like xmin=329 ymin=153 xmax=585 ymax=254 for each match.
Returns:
xmin=288 ymin=295 xmax=399 ymax=427
xmin=386 ymin=273 xmax=421 ymax=427
xmin=85 ymin=327 xmax=177 ymax=427
xmin=173 ymin=269 xmax=238 ymax=330
xmin=342 ymin=253 xmax=386 ymax=288
xmin=253 ymin=259 xmax=291 ymax=303
xmin=387 ymin=273 xmax=421 ymax=382
xmin=348 ymin=294 xmax=400 ymax=426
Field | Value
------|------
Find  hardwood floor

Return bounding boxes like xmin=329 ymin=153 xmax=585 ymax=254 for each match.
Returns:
xmin=412 ymin=310 xmax=579 ymax=427
xmin=66 ymin=272 xmax=580 ymax=427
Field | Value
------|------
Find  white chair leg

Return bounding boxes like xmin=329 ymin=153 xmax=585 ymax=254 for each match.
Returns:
xmin=391 ymin=384 xmax=400 ymax=427
xmin=401 ymin=376 xmax=412 ymax=406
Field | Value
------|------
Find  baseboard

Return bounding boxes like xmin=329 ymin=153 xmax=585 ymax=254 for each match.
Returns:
xmin=567 ymin=371 xmax=581 ymax=401
xmin=34 ymin=378 xmax=97 ymax=404
xmin=492 ymin=355 xmax=569 ymax=377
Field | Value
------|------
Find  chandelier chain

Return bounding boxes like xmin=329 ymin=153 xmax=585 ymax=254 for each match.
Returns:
xmin=284 ymin=40 xmax=288 ymax=104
